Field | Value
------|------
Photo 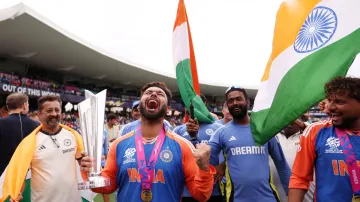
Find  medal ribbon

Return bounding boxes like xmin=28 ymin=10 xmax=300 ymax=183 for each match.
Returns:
xmin=335 ymin=128 xmax=360 ymax=194
xmin=135 ymin=127 xmax=165 ymax=191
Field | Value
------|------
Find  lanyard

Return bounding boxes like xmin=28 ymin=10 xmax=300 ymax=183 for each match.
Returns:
xmin=135 ymin=127 xmax=165 ymax=191
xmin=335 ymin=128 xmax=360 ymax=193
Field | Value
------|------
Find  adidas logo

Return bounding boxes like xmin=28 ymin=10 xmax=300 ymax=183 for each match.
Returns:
xmin=229 ymin=136 xmax=236 ymax=141
xmin=39 ymin=145 xmax=46 ymax=150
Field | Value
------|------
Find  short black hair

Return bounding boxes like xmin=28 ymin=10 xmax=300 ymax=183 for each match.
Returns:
xmin=225 ymin=88 xmax=248 ymax=101
xmin=107 ymin=113 xmax=117 ymax=121
xmin=141 ymin=82 xmax=172 ymax=104
xmin=325 ymin=76 xmax=360 ymax=101
xmin=38 ymin=95 xmax=62 ymax=111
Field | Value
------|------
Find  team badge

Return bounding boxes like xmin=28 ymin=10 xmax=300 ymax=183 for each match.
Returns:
xmin=160 ymin=149 xmax=173 ymax=163
xmin=205 ymin=129 xmax=214 ymax=135
xmin=64 ymin=139 xmax=72 ymax=147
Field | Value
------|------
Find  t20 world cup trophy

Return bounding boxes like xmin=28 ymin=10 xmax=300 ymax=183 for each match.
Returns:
xmin=78 ymin=89 xmax=111 ymax=190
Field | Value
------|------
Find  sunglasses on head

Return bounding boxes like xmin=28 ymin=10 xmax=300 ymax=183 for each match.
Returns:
xmin=225 ymin=86 xmax=245 ymax=94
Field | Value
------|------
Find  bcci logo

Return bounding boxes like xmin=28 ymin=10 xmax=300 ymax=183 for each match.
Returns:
xmin=205 ymin=129 xmax=214 ymax=136
xmin=64 ymin=139 xmax=72 ymax=147
xmin=160 ymin=149 xmax=173 ymax=163
xmin=123 ymin=148 xmax=136 ymax=164
xmin=325 ymin=137 xmax=343 ymax=154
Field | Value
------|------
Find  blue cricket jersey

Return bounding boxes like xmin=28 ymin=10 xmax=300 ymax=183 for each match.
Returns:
xmin=290 ymin=121 xmax=360 ymax=202
xmin=209 ymin=121 xmax=291 ymax=202
xmin=173 ymin=123 xmax=223 ymax=197
xmin=84 ymin=129 xmax=216 ymax=202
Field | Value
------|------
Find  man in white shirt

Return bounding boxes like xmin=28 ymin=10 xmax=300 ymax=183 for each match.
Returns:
xmin=269 ymin=120 xmax=315 ymax=202
xmin=5 ymin=95 xmax=84 ymax=202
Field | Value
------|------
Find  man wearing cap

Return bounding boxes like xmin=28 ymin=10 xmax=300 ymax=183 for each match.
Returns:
xmin=208 ymin=86 xmax=291 ymax=202
xmin=131 ymin=101 xmax=141 ymax=121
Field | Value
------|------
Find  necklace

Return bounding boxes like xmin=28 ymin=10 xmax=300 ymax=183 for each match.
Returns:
xmin=142 ymin=135 xmax=159 ymax=144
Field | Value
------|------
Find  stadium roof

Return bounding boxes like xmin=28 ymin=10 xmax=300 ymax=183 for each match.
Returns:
xmin=0 ymin=3 xmax=257 ymax=98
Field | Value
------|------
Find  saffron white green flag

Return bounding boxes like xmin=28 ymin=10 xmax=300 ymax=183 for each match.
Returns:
xmin=250 ymin=0 xmax=360 ymax=145
xmin=0 ymin=165 xmax=97 ymax=202
xmin=172 ymin=0 xmax=214 ymax=124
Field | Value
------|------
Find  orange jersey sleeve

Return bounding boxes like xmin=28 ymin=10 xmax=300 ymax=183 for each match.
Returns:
xmin=169 ymin=132 xmax=216 ymax=202
xmin=81 ymin=132 xmax=135 ymax=194
xmin=289 ymin=122 xmax=327 ymax=190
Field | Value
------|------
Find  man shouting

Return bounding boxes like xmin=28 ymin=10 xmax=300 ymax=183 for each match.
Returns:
xmin=80 ymin=82 xmax=216 ymax=202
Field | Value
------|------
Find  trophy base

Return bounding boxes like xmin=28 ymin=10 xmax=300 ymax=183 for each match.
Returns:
xmin=78 ymin=176 xmax=111 ymax=190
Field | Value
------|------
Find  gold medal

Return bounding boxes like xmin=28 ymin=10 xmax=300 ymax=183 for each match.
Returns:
xmin=353 ymin=195 xmax=360 ymax=202
xmin=141 ymin=190 xmax=152 ymax=202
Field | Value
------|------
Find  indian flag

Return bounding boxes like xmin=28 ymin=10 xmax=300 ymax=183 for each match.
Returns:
xmin=0 ymin=124 xmax=97 ymax=202
xmin=172 ymin=0 xmax=214 ymax=123
xmin=250 ymin=0 xmax=360 ymax=145
xmin=0 ymin=164 xmax=96 ymax=202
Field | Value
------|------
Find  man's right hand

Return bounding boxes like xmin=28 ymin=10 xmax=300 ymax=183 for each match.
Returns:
xmin=80 ymin=152 xmax=93 ymax=172
xmin=186 ymin=118 xmax=199 ymax=137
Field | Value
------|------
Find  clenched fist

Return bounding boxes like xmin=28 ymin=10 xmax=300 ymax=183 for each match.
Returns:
xmin=193 ymin=143 xmax=211 ymax=172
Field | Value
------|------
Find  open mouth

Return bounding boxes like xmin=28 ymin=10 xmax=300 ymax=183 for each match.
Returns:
xmin=146 ymin=99 xmax=159 ymax=113
xmin=331 ymin=113 xmax=342 ymax=121
xmin=232 ymin=108 xmax=240 ymax=112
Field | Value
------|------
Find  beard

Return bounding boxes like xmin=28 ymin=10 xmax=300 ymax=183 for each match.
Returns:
xmin=228 ymin=104 xmax=248 ymax=120
xmin=332 ymin=116 xmax=358 ymax=129
xmin=45 ymin=115 xmax=60 ymax=128
xmin=139 ymin=102 xmax=167 ymax=121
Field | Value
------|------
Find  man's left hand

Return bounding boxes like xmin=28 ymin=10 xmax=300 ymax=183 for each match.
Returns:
xmin=193 ymin=143 xmax=211 ymax=172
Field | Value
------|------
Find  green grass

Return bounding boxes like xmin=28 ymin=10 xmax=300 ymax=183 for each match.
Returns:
xmin=93 ymin=193 xmax=116 ymax=202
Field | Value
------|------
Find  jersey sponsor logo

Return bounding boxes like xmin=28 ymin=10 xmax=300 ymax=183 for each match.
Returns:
xmin=201 ymin=140 xmax=208 ymax=144
xmin=230 ymin=146 xmax=266 ymax=155
xmin=127 ymin=168 xmax=165 ymax=184
xmin=160 ymin=149 xmax=173 ymax=163
xmin=62 ymin=147 xmax=75 ymax=154
xmin=123 ymin=148 xmax=136 ymax=164
xmin=332 ymin=160 xmax=360 ymax=176
xmin=64 ymin=139 xmax=72 ymax=147
xmin=205 ymin=129 xmax=214 ymax=135
xmin=229 ymin=136 xmax=236 ymax=141
xmin=325 ymin=137 xmax=343 ymax=154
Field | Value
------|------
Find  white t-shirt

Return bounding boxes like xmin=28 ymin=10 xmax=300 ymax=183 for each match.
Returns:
xmin=269 ymin=133 xmax=315 ymax=202
xmin=30 ymin=128 xmax=82 ymax=202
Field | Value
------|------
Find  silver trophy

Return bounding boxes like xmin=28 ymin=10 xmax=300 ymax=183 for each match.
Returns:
xmin=78 ymin=89 xmax=111 ymax=190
